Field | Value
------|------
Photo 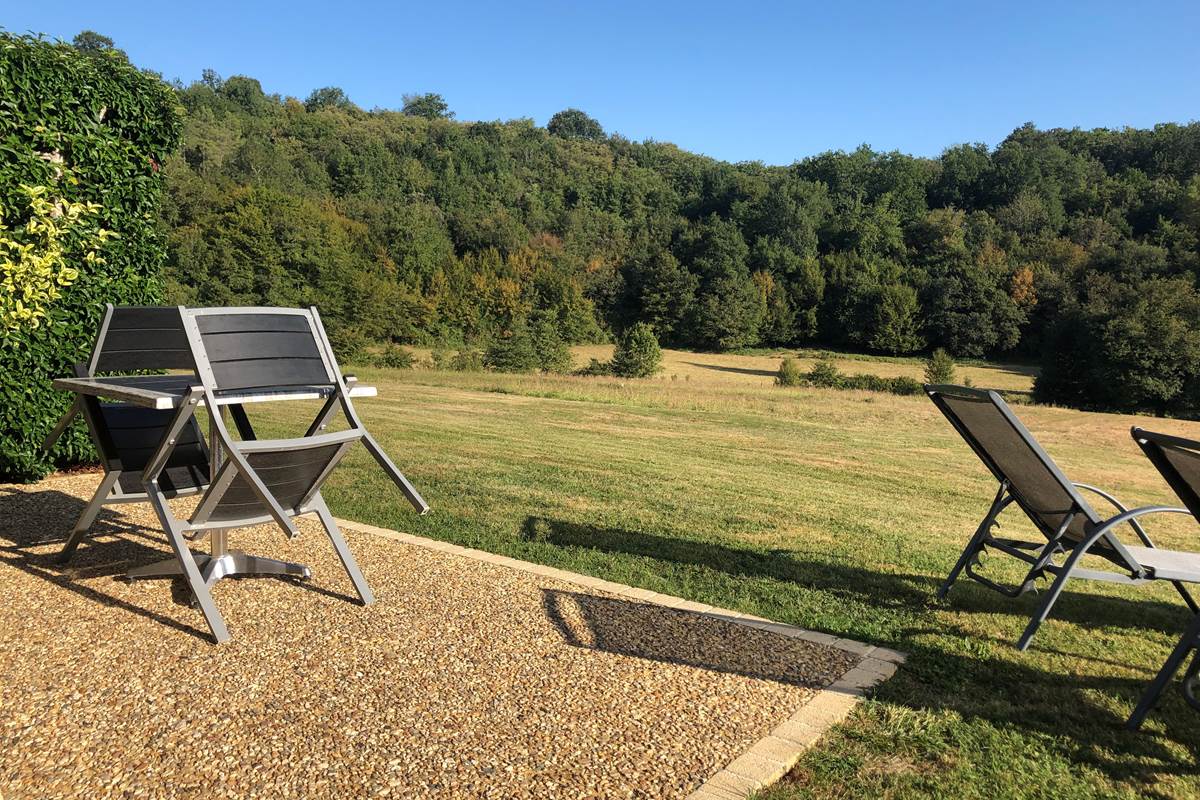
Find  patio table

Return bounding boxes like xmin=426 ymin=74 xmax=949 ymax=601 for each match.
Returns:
xmin=51 ymin=373 xmax=380 ymax=584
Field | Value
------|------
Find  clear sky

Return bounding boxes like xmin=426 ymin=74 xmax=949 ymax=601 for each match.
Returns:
xmin=6 ymin=1 xmax=1199 ymax=165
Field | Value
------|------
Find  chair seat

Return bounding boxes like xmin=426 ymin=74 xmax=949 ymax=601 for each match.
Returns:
xmin=1125 ymin=546 xmax=1200 ymax=583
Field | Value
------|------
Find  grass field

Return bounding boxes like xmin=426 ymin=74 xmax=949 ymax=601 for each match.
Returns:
xmin=252 ymin=348 xmax=1199 ymax=799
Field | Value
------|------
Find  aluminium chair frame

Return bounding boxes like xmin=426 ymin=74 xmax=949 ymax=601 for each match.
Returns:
xmin=927 ymin=384 xmax=1197 ymax=650
xmin=1123 ymin=427 xmax=1200 ymax=730
xmin=42 ymin=305 xmax=212 ymax=563
xmin=47 ymin=304 xmax=428 ymax=643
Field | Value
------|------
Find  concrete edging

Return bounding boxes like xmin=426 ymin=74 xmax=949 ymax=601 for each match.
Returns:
xmin=335 ymin=517 xmax=906 ymax=800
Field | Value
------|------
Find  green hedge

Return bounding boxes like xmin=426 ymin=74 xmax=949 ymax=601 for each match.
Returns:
xmin=0 ymin=33 xmax=182 ymax=480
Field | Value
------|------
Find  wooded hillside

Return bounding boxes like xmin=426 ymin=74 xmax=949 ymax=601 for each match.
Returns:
xmin=162 ymin=74 xmax=1200 ymax=412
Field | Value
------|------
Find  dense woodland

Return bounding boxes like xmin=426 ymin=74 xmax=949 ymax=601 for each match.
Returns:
xmin=150 ymin=67 xmax=1200 ymax=413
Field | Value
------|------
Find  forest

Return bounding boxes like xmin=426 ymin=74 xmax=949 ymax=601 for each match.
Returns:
xmin=158 ymin=70 xmax=1200 ymax=414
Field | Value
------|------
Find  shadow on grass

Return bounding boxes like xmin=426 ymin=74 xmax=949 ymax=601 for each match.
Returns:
xmin=684 ymin=361 xmax=778 ymax=378
xmin=524 ymin=515 xmax=1200 ymax=794
xmin=521 ymin=516 xmax=1190 ymax=636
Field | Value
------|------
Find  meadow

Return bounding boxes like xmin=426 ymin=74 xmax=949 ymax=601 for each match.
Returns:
xmin=254 ymin=348 xmax=1200 ymax=799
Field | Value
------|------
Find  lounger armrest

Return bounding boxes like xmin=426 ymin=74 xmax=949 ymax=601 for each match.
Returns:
xmin=1073 ymin=483 xmax=1177 ymax=550
xmin=1072 ymin=483 xmax=1130 ymax=513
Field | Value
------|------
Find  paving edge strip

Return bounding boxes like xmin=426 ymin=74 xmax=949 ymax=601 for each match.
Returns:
xmin=335 ymin=518 xmax=907 ymax=800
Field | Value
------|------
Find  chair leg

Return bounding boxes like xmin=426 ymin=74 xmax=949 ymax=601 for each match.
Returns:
xmin=1171 ymin=581 xmax=1200 ymax=615
xmin=146 ymin=487 xmax=230 ymax=644
xmin=312 ymin=497 xmax=374 ymax=605
xmin=939 ymin=486 xmax=1008 ymax=600
xmin=58 ymin=471 xmax=121 ymax=563
xmin=1126 ymin=612 xmax=1200 ymax=730
xmin=1016 ymin=548 xmax=1086 ymax=651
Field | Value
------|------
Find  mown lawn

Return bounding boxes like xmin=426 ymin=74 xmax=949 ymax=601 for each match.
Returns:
xmin=255 ymin=351 xmax=1199 ymax=799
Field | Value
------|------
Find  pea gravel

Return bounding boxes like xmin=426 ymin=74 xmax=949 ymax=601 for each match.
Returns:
xmin=1 ymin=474 xmax=858 ymax=800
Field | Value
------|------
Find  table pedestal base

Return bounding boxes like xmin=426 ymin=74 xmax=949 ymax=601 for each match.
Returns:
xmin=127 ymin=551 xmax=311 ymax=588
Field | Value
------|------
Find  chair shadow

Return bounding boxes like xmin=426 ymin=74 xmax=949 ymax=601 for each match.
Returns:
xmin=524 ymin=515 xmax=1200 ymax=793
xmin=0 ymin=486 xmax=212 ymax=641
xmin=521 ymin=516 xmax=1192 ymax=637
xmin=684 ymin=361 xmax=778 ymax=378
xmin=541 ymin=588 xmax=835 ymax=689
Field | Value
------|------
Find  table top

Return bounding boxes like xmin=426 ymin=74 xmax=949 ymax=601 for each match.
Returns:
xmin=52 ymin=374 xmax=377 ymax=410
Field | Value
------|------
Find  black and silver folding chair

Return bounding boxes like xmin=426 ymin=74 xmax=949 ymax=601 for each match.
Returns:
xmin=1125 ymin=428 xmax=1200 ymax=730
xmin=42 ymin=305 xmax=211 ymax=562
xmin=134 ymin=305 xmax=429 ymax=642
xmin=926 ymin=385 xmax=1197 ymax=650
xmin=49 ymin=305 xmax=428 ymax=643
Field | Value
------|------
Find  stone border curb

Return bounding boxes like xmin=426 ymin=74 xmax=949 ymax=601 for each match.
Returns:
xmin=336 ymin=518 xmax=905 ymax=799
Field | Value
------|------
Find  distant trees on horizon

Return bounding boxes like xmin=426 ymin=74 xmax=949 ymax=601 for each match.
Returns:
xmin=157 ymin=60 xmax=1200 ymax=414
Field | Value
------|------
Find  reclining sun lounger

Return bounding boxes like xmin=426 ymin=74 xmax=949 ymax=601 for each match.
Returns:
xmin=1124 ymin=428 xmax=1200 ymax=730
xmin=925 ymin=385 xmax=1197 ymax=650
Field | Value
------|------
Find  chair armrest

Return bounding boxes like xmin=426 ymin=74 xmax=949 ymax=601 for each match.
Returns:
xmin=1073 ymin=482 xmax=1130 ymax=513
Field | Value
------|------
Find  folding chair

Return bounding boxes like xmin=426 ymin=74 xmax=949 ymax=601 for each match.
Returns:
xmin=42 ymin=305 xmax=211 ymax=563
xmin=49 ymin=305 xmax=428 ymax=643
xmin=926 ymin=385 xmax=1197 ymax=650
xmin=1124 ymin=428 xmax=1200 ymax=729
xmin=133 ymin=305 xmax=427 ymax=642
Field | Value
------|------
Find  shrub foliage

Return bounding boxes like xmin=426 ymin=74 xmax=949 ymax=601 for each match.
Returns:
xmin=610 ymin=323 xmax=663 ymax=378
xmin=924 ymin=348 xmax=957 ymax=385
xmin=0 ymin=33 xmax=182 ymax=480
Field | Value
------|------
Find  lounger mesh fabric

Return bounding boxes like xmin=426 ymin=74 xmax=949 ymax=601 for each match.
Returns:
xmin=937 ymin=391 xmax=1097 ymax=543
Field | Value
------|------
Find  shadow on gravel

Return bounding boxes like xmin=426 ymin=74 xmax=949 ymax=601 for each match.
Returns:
xmin=541 ymin=588 xmax=848 ymax=688
xmin=0 ymin=487 xmax=211 ymax=640
xmin=523 ymin=514 xmax=1200 ymax=796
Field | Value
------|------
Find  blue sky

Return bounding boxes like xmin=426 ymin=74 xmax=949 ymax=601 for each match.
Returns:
xmin=6 ymin=1 xmax=1199 ymax=165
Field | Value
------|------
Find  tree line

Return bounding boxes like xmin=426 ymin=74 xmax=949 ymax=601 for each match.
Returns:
xmin=157 ymin=64 xmax=1200 ymax=414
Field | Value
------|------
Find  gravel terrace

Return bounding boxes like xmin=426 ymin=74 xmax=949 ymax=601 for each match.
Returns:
xmin=0 ymin=473 xmax=859 ymax=800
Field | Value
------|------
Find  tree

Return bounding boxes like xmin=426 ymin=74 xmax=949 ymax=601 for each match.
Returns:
xmin=72 ymin=31 xmax=127 ymax=60
xmin=402 ymin=93 xmax=453 ymax=119
xmin=868 ymin=283 xmax=925 ymax=354
xmin=610 ymin=322 xmax=662 ymax=377
xmin=682 ymin=215 xmax=762 ymax=350
xmin=530 ymin=313 xmax=573 ymax=373
xmin=1036 ymin=277 xmax=1200 ymax=415
xmin=305 ymin=86 xmax=357 ymax=112
xmin=548 ymin=109 xmax=605 ymax=141
xmin=924 ymin=348 xmax=956 ymax=385
xmin=484 ymin=318 xmax=540 ymax=373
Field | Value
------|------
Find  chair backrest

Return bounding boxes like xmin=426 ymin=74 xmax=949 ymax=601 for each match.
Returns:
xmin=194 ymin=430 xmax=361 ymax=525
xmin=88 ymin=305 xmax=196 ymax=374
xmin=1133 ymin=428 xmax=1200 ymax=522
xmin=88 ymin=403 xmax=209 ymax=494
xmin=926 ymin=384 xmax=1108 ymax=547
xmin=182 ymin=308 xmax=337 ymax=394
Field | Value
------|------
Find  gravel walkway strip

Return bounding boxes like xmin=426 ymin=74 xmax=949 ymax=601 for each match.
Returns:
xmin=1 ymin=474 xmax=901 ymax=799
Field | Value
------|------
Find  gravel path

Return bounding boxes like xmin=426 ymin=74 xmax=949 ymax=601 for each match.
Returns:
xmin=0 ymin=474 xmax=858 ymax=799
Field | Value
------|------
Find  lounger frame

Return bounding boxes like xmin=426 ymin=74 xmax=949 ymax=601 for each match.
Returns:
xmin=926 ymin=385 xmax=1196 ymax=650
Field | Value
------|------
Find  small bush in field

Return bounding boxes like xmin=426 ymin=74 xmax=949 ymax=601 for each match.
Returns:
xmin=484 ymin=320 xmax=540 ymax=373
xmin=575 ymin=358 xmax=612 ymax=377
xmin=808 ymin=356 xmax=843 ymax=388
xmin=610 ymin=322 xmax=662 ymax=378
xmin=373 ymin=344 xmax=416 ymax=369
xmin=924 ymin=348 xmax=956 ymax=385
xmin=450 ymin=348 xmax=485 ymax=372
xmin=430 ymin=347 xmax=451 ymax=370
xmin=530 ymin=315 xmax=573 ymax=374
xmin=775 ymin=357 xmax=804 ymax=387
